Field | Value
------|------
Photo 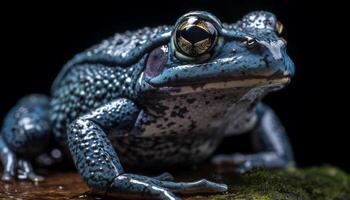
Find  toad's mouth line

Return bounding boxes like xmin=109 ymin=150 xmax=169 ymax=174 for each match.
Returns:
xmin=158 ymin=77 xmax=291 ymax=95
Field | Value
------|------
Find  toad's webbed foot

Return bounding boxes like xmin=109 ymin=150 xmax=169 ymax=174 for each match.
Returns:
xmin=0 ymin=138 xmax=44 ymax=182
xmin=212 ymin=103 xmax=295 ymax=173
xmin=17 ymin=159 xmax=44 ymax=181
xmin=212 ymin=152 xmax=292 ymax=174
xmin=108 ymin=173 xmax=227 ymax=199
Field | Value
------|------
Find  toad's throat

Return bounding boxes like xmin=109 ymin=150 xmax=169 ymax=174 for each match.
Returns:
xmin=159 ymin=77 xmax=290 ymax=95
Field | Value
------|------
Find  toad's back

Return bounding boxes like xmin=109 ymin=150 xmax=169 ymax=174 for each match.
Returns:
xmin=49 ymin=26 xmax=171 ymax=143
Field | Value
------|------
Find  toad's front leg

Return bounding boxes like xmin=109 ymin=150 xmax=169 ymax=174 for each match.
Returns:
xmin=212 ymin=103 xmax=295 ymax=173
xmin=68 ymin=98 xmax=227 ymax=199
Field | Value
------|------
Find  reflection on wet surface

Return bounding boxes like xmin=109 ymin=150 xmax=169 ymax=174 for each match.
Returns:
xmin=0 ymin=172 xmax=89 ymax=200
xmin=1 ymin=165 xmax=349 ymax=199
xmin=0 ymin=165 xmax=237 ymax=200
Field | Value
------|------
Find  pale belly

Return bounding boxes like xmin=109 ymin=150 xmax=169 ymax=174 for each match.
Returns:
xmin=109 ymin=133 xmax=223 ymax=168
xmin=109 ymin=88 xmax=258 ymax=167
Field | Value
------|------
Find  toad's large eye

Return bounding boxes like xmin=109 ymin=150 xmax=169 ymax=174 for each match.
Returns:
xmin=174 ymin=16 xmax=218 ymax=57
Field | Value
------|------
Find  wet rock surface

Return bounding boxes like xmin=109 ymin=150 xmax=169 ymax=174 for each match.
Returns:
xmin=0 ymin=166 xmax=349 ymax=200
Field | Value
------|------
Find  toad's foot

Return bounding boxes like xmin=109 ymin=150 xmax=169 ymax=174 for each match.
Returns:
xmin=212 ymin=152 xmax=293 ymax=174
xmin=153 ymin=172 xmax=174 ymax=181
xmin=0 ymin=138 xmax=43 ymax=182
xmin=107 ymin=173 xmax=227 ymax=199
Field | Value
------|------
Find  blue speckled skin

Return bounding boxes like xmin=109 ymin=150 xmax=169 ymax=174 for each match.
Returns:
xmin=1 ymin=11 xmax=295 ymax=199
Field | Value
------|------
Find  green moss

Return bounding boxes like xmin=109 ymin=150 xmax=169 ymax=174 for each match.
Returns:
xmin=186 ymin=166 xmax=350 ymax=200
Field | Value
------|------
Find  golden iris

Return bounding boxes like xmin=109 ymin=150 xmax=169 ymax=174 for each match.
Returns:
xmin=276 ymin=21 xmax=284 ymax=35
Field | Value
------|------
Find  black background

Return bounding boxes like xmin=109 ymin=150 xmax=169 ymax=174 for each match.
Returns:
xmin=1 ymin=1 xmax=349 ymax=172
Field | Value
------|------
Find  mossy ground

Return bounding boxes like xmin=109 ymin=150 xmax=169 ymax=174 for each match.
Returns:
xmin=186 ymin=166 xmax=350 ymax=200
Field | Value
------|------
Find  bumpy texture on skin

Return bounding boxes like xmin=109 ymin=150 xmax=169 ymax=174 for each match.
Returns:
xmin=67 ymin=98 xmax=139 ymax=190
xmin=2 ymin=95 xmax=50 ymax=156
xmin=1 ymin=11 xmax=296 ymax=199
xmin=50 ymin=63 xmax=143 ymax=142
xmin=52 ymin=26 xmax=172 ymax=92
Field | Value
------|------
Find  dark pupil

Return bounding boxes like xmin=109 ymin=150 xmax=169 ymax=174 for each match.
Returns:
xmin=179 ymin=26 xmax=210 ymax=44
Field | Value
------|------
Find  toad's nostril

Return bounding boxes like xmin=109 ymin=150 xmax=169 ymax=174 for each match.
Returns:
xmin=259 ymin=40 xmax=284 ymax=61
xmin=231 ymin=48 xmax=237 ymax=55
